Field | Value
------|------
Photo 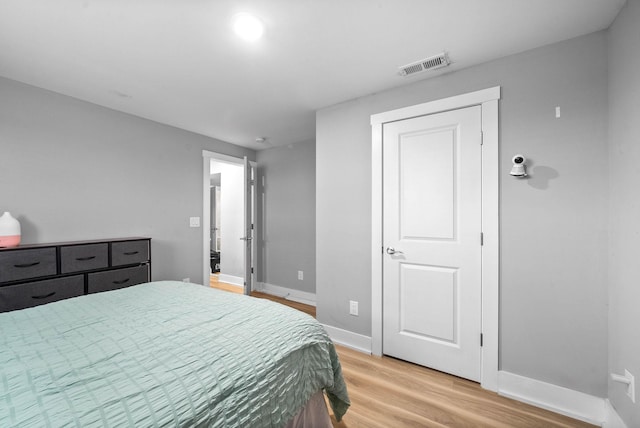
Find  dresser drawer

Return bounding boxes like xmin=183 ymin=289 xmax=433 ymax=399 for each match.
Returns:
xmin=0 ymin=247 xmax=57 ymax=283
xmin=60 ymin=243 xmax=108 ymax=273
xmin=0 ymin=275 xmax=84 ymax=312
xmin=111 ymin=240 xmax=149 ymax=266
xmin=87 ymin=264 xmax=149 ymax=294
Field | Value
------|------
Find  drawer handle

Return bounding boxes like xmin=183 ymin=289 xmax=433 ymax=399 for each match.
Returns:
xmin=32 ymin=292 xmax=56 ymax=300
xmin=113 ymin=278 xmax=130 ymax=285
xmin=75 ymin=256 xmax=96 ymax=261
xmin=14 ymin=262 xmax=40 ymax=268
xmin=123 ymin=251 xmax=139 ymax=256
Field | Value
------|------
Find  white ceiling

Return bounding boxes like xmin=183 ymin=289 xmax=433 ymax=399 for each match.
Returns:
xmin=0 ymin=0 xmax=625 ymax=150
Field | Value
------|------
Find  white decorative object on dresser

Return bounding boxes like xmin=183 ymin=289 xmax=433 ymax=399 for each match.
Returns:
xmin=0 ymin=212 xmax=21 ymax=247
xmin=0 ymin=237 xmax=151 ymax=312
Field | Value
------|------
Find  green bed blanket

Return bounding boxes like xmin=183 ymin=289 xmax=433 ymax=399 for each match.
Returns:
xmin=0 ymin=281 xmax=350 ymax=427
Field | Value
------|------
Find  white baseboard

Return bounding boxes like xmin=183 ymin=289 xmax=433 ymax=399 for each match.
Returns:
xmin=255 ymin=282 xmax=316 ymax=307
xmin=498 ymin=371 xmax=605 ymax=426
xmin=217 ymin=274 xmax=244 ymax=287
xmin=321 ymin=324 xmax=372 ymax=354
xmin=604 ymin=400 xmax=628 ymax=428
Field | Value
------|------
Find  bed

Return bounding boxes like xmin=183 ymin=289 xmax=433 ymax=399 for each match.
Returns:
xmin=0 ymin=281 xmax=350 ymax=427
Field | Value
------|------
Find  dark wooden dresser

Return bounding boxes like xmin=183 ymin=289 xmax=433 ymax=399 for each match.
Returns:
xmin=0 ymin=237 xmax=151 ymax=313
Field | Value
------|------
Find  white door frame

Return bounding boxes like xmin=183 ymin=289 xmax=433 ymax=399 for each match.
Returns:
xmin=370 ymin=86 xmax=501 ymax=392
xmin=202 ymin=150 xmax=258 ymax=289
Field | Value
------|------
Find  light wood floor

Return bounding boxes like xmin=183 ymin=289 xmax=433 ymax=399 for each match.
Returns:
xmin=210 ymin=276 xmax=594 ymax=427
xmin=209 ymin=274 xmax=315 ymax=317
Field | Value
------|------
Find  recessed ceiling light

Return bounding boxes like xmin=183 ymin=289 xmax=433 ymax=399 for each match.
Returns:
xmin=232 ymin=13 xmax=264 ymax=42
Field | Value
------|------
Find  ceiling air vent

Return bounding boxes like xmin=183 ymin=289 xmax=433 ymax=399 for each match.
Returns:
xmin=398 ymin=52 xmax=450 ymax=76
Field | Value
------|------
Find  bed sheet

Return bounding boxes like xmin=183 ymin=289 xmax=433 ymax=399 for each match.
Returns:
xmin=0 ymin=281 xmax=349 ymax=427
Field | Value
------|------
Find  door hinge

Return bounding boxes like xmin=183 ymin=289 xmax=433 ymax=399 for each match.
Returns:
xmin=251 ymin=223 xmax=254 ymax=229
xmin=480 ymin=232 xmax=484 ymax=246
xmin=480 ymin=131 xmax=484 ymax=145
xmin=251 ymin=267 xmax=254 ymax=274
xmin=480 ymin=333 xmax=484 ymax=347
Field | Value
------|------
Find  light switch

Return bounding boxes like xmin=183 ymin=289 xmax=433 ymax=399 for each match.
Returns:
xmin=349 ymin=300 xmax=359 ymax=316
xmin=189 ymin=217 xmax=200 ymax=228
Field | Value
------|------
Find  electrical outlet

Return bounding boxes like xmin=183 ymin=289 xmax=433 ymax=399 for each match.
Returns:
xmin=349 ymin=300 xmax=358 ymax=316
xmin=612 ymin=369 xmax=636 ymax=403
xmin=298 ymin=270 xmax=303 ymax=280
xmin=183 ymin=278 xmax=190 ymax=283
xmin=626 ymin=369 xmax=636 ymax=403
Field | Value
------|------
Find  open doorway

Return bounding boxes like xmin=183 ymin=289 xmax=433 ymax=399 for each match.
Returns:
xmin=209 ymin=160 xmax=244 ymax=286
xmin=210 ymin=173 xmax=221 ymax=272
xmin=202 ymin=151 xmax=257 ymax=293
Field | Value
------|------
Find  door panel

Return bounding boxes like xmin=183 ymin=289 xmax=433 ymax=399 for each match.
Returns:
xmin=243 ymin=156 xmax=252 ymax=295
xmin=383 ymin=105 xmax=482 ymax=382
xmin=399 ymin=264 xmax=457 ymax=342
xmin=400 ymin=127 xmax=456 ymax=240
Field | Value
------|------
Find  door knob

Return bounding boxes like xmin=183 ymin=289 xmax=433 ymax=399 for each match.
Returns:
xmin=386 ymin=247 xmax=404 ymax=255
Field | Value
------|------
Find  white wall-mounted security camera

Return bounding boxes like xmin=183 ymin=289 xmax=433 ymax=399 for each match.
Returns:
xmin=510 ymin=154 xmax=527 ymax=177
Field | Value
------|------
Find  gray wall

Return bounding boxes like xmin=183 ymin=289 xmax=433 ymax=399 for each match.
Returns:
xmin=608 ymin=0 xmax=640 ymax=424
xmin=316 ymin=32 xmax=609 ymax=397
xmin=0 ymin=77 xmax=255 ymax=284
xmin=256 ymin=140 xmax=316 ymax=294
